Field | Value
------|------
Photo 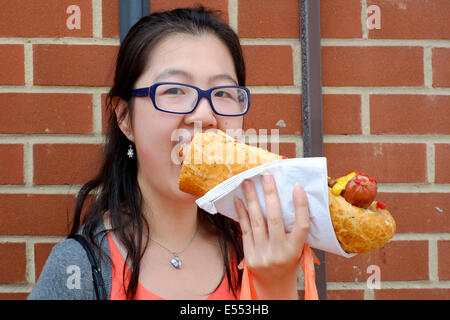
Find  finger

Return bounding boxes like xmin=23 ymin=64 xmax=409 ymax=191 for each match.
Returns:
xmin=242 ymin=179 xmax=268 ymax=245
xmin=260 ymin=173 xmax=286 ymax=244
xmin=234 ymin=196 xmax=254 ymax=253
xmin=289 ymin=183 xmax=311 ymax=251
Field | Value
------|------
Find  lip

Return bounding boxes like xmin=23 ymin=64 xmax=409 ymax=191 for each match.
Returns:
xmin=178 ymin=135 xmax=193 ymax=165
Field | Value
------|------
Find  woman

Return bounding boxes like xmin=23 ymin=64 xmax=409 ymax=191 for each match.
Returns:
xmin=28 ymin=7 xmax=310 ymax=300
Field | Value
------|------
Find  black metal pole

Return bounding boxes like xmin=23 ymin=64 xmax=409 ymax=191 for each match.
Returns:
xmin=300 ymin=0 xmax=327 ymax=300
xmin=119 ymin=0 xmax=150 ymax=43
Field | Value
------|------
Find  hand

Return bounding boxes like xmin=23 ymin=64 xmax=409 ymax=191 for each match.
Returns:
xmin=234 ymin=173 xmax=310 ymax=300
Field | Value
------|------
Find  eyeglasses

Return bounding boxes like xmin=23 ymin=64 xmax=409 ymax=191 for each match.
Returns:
xmin=131 ymin=82 xmax=250 ymax=116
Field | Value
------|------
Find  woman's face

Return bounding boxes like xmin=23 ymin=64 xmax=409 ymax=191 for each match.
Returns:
xmin=130 ymin=32 xmax=244 ymax=202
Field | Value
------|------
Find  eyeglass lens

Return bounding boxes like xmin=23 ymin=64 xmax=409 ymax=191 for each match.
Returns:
xmin=154 ymin=84 xmax=248 ymax=115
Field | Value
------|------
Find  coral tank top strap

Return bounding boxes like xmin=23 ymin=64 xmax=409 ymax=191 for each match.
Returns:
xmin=106 ymin=231 xmax=239 ymax=300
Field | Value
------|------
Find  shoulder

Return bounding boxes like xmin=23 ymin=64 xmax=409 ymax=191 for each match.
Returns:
xmin=28 ymin=223 xmax=112 ymax=300
xmin=27 ymin=238 xmax=94 ymax=300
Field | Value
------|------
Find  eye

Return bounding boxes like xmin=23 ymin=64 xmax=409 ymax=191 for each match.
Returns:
xmin=163 ymin=87 xmax=185 ymax=95
xmin=214 ymin=90 xmax=233 ymax=98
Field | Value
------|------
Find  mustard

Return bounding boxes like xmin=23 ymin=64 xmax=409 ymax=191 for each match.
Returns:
xmin=331 ymin=171 xmax=356 ymax=196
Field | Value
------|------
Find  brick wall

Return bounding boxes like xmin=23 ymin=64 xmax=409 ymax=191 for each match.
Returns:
xmin=0 ymin=0 xmax=448 ymax=300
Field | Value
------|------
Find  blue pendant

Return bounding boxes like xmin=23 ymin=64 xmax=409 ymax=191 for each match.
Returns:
xmin=170 ymin=256 xmax=182 ymax=269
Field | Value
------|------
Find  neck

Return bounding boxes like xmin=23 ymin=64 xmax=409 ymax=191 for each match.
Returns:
xmin=138 ymin=176 xmax=200 ymax=251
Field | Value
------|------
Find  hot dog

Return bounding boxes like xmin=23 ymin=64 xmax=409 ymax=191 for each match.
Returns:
xmin=327 ymin=172 xmax=395 ymax=253
xmin=178 ymin=130 xmax=396 ymax=254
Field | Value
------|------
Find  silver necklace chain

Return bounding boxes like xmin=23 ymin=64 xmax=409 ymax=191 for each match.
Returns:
xmin=149 ymin=225 xmax=199 ymax=269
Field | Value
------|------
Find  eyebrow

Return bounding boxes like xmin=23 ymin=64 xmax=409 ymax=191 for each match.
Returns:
xmin=154 ymin=69 xmax=238 ymax=86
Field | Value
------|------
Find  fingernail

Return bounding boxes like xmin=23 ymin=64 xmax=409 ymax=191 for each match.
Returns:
xmin=261 ymin=171 xmax=272 ymax=185
xmin=243 ymin=180 xmax=252 ymax=193
xmin=294 ymin=182 xmax=303 ymax=196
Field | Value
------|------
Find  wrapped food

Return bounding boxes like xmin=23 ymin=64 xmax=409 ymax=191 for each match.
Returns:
xmin=178 ymin=130 xmax=396 ymax=254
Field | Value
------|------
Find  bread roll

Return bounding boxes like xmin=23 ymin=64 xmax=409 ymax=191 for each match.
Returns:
xmin=178 ymin=130 xmax=396 ymax=254
xmin=178 ymin=130 xmax=283 ymax=197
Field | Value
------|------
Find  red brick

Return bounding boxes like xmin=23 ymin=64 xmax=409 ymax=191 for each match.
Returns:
xmin=370 ymin=95 xmax=450 ymax=134
xmin=324 ymin=143 xmax=427 ymax=183
xmin=33 ymin=144 xmax=104 ymax=185
xmin=238 ymin=0 xmax=298 ymax=38
xmin=368 ymin=0 xmax=450 ymax=40
xmin=243 ymin=94 xmax=301 ymax=135
xmin=243 ymin=46 xmax=293 ymax=86
xmin=0 ymin=194 xmax=75 ymax=236
xmin=438 ymin=240 xmax=450 ymax=280
xmin=0 ymin=0 xmax=92 ymax=38
xmin=0 ymin=242 xmax=26 ymax=284
xmin=376 ymin=192 xmax=449 ymax=233
xmin=151 ymin=0 xmax=228 ymax=23
xmin=323 ymin=94 xmax=361 ymax=134
xmin=0 ymin=93 xmax=93 ymax=134
xmin=0 ymin=45 xmax=24 ymax=85
xmin=34 ymin=242 xmax=58 ymax=279
xmin=322 ymin=46 xmax=423 ymax=87
xmin=102 ymin=0 xmax=119 ymax=38
xmin=268 ymin=142 xmax=297 ymax=159
xmin=33 ymin=44 xmax=118 ymax=86
xmin=375 ymin=289 xmax=450 ymax=300
xmin=327 ymin=241 xmax=429 ymax=282
xmin=0 ymin=144 xmax=23 ymax=185
xmin=433 ymin=48 xmax=450 ymax=88
xmin=435 ymin=144 xmax=450 ymax=183
xmin=321 ymin=0 xmax=362 ymax=38
xmin=0 ymin=292 xmax=29 ymax=300
xmin=327 ymin=290 xmax=364 ymax=300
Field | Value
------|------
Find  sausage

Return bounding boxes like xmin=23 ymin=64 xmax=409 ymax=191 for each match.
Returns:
xmin=342 ymin=173 xmax=377 ymax=209
xmin=329 ymin=172 xmax=378 ymax=209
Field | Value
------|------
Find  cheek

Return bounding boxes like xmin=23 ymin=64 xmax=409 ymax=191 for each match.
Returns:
xmin=132 ymin=107 xmax=182 ymax=168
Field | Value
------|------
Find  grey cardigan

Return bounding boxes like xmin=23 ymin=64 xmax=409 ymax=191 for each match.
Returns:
xmin=27 ymin=223 xmax=112 ymax=300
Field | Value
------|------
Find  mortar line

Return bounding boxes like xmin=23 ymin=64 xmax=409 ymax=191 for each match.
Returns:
xmin=92 ymin=93 xmax=103 ymax=134
xmin=2 ymin=37 xmax=450 ymax=47
xmin=92 ymin=0 xmax=103 ymax=39
xmin=428 ymin=239 xmax=438 ymax=281
xmin=361 ymin=92 xmax=371 ymax=135
xmin=361 ymin=0 xmax=369 ymax=39
xmin=424 ymin=46 xmax=433 ymax=88
xmin=427 ymin=143 xmax=436 ymax=184
xmin=23 ymin=142 xmax=33 ymax=187
xmin=25 ymin=241 xmax=35 ymax=284
xmin=228 ymin=0 xmax=238 ymax=34
xmin=2 ymin=85 xmax=450 ymax=95
xmin=24 ymin=43 xmax=33 ymax=86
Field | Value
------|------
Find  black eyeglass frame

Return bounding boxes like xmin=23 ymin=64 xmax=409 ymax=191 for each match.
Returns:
xmin=131 ymin=82 xmax=251 ymax=116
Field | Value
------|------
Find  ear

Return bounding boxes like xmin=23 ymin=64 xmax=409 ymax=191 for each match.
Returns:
xmin=113 ymin=97 xmax=134 ymax=142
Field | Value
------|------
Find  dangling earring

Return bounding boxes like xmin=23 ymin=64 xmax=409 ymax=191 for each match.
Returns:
xmin=127 ymin=144 xmax=134 ymax=158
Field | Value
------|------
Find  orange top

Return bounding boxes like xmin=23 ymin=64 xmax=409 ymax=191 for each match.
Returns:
xmin=107 ymin=231 xmax=240 ymax=300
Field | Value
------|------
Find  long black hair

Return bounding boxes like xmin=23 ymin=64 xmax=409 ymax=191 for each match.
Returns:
xmin=69 ymin=7 xmax=245 ymax=300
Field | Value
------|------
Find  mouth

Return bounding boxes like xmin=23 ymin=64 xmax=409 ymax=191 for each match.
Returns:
xmin=178 ymin=135 xmax=194 ymax=166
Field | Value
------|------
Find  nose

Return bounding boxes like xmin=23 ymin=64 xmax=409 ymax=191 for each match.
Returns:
xmin=183 ymin=96 xmax=217 ymax=129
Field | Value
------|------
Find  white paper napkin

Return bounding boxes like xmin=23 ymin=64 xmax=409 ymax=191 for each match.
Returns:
xmin=196 ymin=157 xmax=356 ymax=258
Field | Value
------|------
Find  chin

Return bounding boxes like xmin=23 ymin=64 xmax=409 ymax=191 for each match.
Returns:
xmin=175 ymin=187 xmax=198 ymax=202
